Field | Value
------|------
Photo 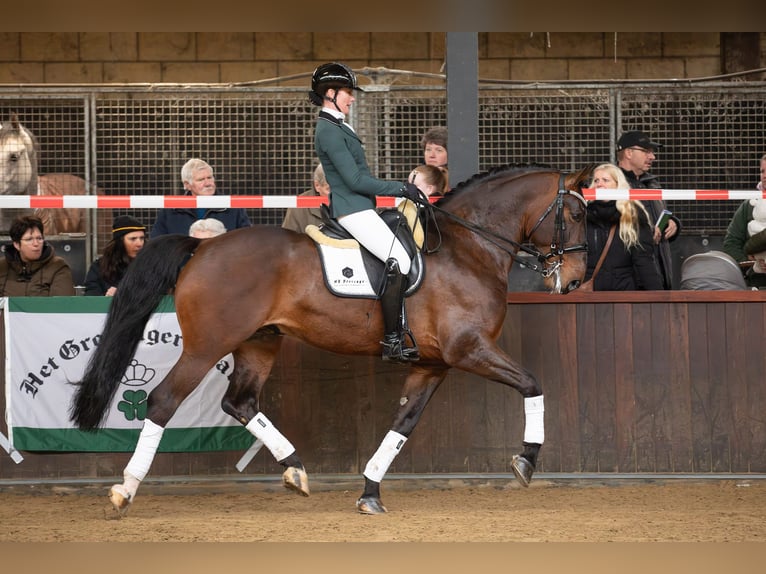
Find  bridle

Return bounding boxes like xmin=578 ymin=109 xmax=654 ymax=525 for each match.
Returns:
xmin=417 ymin=172 xmax=588 ymax=280
xmin=523 ymin=174 xmax=588 ymax=277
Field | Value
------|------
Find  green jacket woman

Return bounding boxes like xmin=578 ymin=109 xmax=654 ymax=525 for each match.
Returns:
xmin=309 ymin=62 xmax=421 ymax=363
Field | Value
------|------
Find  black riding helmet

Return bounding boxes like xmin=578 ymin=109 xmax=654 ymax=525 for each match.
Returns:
xmin=308 ymin=62 xmax=360 ymax=108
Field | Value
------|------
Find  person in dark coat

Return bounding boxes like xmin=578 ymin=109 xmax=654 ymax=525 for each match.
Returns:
xmin=616 ymin=130 xmax=682 ymax=290
xmin=150 ymin=158 xmax=251 ymax=238
xmin=584 ymin=163 xmax=664 ymax=291
xmin=309 ymin=61 xmax=421 ymax=363
xmin=0 ymin=215 xmax=75 ymax=296
xmin=743 ymin=228 xmax=766 ymax=289
xmin=84 ymin=215 xmax=146 ymax=296
xmin=722 ymin=153 xmax=766 ymax=288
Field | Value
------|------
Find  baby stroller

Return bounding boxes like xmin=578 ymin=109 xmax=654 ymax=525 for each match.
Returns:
xmin=679 ymin=250 xmax=747 ymax=290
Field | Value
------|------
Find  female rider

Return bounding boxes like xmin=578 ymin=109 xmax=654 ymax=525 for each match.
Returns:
xmin=309 ymin=62 xmax=421 ymax=363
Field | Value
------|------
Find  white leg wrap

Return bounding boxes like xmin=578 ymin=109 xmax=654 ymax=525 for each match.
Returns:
xmin=246 ymin=412 xmax=295 ymax=462
xmin=363 ymin=430 xmax=408 ymax=483
xmin=523 ymin=395 xmax=545 ymax=444
xmin=124 ymin=418 xmax=165 ymax=482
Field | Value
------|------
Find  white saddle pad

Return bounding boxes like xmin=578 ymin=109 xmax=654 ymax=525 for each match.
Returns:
xmin=316 ymin=243 xmax=378 ymax=297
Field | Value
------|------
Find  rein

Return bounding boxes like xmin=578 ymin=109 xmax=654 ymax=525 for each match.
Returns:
xmin=415 ymin=173 xmax=588 ymax=278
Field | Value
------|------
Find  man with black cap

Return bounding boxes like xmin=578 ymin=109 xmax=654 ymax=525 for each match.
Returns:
xmin=617 ymin=130 xmax=682 ymax=289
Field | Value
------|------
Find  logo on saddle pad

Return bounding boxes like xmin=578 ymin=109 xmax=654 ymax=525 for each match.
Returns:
xmin=320 ymin=246 xmax=381 ymax=297
xmin=305 ymin=201 xmax=425 ymax=299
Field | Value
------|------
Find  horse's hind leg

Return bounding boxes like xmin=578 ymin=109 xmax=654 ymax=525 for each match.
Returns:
xmin=109 ymin=353 xmax=217 ymax=515
xmin=356 ymin=366 xmax=448 ymax=515
xmin=221 ymin=333 xmax=310 ymax=497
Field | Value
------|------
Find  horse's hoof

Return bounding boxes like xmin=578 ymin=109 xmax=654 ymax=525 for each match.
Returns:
xmin=282 ymin=466 xmax=310 ymax=497
xmin=108 ymin=484 xmax=132 ymax=517
xmin=511 ymin=454 xmax=534 ymax=487
xmin=356 ymin=496 xmax=388 ymax=515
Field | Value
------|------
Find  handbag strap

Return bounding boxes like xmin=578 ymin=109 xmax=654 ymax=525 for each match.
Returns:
xmin=590 ymin=224 xmax=616 ymax=282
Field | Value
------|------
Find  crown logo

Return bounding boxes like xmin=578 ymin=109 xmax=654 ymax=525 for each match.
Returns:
xmin=121 ymin=359 xmax=156 ymax=387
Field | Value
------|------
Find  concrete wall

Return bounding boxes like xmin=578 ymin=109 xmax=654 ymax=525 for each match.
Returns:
xmin=0 ymin=32 xmax=762 ymax=85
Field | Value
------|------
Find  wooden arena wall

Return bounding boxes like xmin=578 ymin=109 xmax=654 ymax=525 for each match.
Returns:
xmin=2 ymin=291 xmax=765 ymax=481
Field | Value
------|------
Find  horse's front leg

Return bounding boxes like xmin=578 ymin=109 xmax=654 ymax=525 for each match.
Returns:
xmin=221 ymin=336 xmax=310 ymax=497
xmin=447 ymin=338 xmax=544 ymax=488
xmin=356 ymin=366 xmax=448 ymax=515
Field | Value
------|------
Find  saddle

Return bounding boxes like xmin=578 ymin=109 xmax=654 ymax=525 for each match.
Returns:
xmin=306 ymin=200 xmax=425 ymax=299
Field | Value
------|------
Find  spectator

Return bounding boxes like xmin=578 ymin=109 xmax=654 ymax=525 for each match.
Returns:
xmin=309 ymin=61 xmax=420 ymax=363
xmin=583 ymin=163 xmax=663 ymax=291
xmin=616 ymin=130 xmax=681 ymax=289
xmin=189 ymin=218 xmax=227 ymax=238
xmin=282 ymin=163 xmax=331 ymax=234
xmin=407 ymin=164 xmax=448 ymax=198
xmin=421 ymin=126 xmax=448 ymax=168
xmin=84 ymin=215 xmax=146 ymax=296
xmin=722 ymin=153 xmax=766 ymax=288
xmin=0 ymin=215 xmax=75 ymax=296
xmin=743 ymin=229 xmax=766 ymax=289
xmin=150 ymin=159 xmax=251 ymax=238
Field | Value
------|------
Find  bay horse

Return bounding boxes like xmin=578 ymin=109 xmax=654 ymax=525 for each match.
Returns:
xmin=70 ymin=164 xmax=591 ymax=515
xmin=0 ymin=113 xmax=93 ymax=234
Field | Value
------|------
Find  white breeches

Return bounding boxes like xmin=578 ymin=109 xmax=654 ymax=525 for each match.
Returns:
xmin=338 ymin=209 xmax=412 ymax=275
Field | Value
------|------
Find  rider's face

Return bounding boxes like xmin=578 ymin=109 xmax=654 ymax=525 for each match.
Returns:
xmin=330 ymin=88 xmax=355 ymax=115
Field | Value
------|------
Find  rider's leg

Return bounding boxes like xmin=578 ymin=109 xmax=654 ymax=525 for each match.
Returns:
xmin=338 ymin=209 xmax=412 ymax=274
xmin=379 ymin=258 xmax=419 ymax=362
xmin=338 ymin=210 xmax=419 ymax=362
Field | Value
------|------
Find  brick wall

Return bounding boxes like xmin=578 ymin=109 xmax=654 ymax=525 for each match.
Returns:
xmin=0 ymin=32 xmax=761 ymax=85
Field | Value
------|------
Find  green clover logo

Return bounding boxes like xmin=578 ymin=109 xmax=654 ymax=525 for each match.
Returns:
xmin=117 ymin=389 xmax=148 ymax=421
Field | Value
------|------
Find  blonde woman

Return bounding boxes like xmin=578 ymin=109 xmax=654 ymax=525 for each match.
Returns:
xmin=584 ymin=163 xmax=663 ymax=290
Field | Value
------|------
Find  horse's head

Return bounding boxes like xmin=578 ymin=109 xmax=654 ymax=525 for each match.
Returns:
xmin=0 ymin=113 xmax=39 ymax=196
xmin=434 ymin=163 xmax=590 ymax=294
xmin=522 ymin=165 xmax=591 ymax=294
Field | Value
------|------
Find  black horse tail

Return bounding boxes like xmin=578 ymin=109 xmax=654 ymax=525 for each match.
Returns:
xmin=69 ymin=234 xmax=202 ymax=430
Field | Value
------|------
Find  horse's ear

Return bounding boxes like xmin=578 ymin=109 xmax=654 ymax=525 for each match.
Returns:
xmin=10 ymin=112 xmax=20 ymax=130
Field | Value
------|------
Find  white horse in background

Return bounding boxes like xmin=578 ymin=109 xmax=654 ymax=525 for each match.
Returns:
xmin=0 ymin=113 xmax=93 ymax=235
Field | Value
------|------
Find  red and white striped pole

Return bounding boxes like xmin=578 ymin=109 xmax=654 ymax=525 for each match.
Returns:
xmin=0 ymin=190 xmax=763 ymax=209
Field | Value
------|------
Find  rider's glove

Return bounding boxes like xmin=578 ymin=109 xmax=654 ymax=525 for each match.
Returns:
xmin=401 ymin=182 xmax=422 ymax=202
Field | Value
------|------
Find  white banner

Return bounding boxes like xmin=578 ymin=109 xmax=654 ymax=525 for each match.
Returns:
xmin=3 ymin=296 xmax=252 ymax=454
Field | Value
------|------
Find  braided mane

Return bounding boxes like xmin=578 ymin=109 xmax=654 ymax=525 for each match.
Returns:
xmin=436 ymin=162 xmax=553 ymax=206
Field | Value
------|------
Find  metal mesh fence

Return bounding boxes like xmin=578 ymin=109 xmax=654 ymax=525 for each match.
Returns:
xmin=3 ymin=81 xmax=766 ymax=263
xmin=618 ymin=86 xmax=766 ymax=236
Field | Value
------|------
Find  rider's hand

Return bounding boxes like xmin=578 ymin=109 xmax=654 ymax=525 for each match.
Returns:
xmin=401 ymin=182 xmax=422 ymax=202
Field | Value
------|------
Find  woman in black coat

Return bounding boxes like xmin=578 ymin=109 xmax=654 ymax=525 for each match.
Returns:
xmin=584 ymin=163 xmax=664 ymax=291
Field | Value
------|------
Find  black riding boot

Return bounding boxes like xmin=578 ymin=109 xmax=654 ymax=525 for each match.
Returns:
xmin=380 ymin=258 xmax=419 ymax=363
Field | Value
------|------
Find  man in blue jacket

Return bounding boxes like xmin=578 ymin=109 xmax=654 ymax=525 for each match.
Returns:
xmin=150 ymin=158 xmax=251 ymax=238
